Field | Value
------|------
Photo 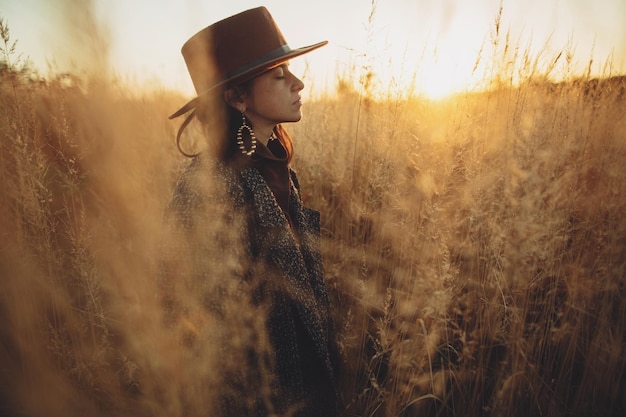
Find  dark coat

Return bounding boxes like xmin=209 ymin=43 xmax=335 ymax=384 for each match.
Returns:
xmin=163 ymin=156 xmax=340 ymax=417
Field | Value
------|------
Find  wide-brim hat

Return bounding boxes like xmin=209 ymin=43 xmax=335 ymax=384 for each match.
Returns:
xmin=169 ymin=6 xmax=327 ymax=120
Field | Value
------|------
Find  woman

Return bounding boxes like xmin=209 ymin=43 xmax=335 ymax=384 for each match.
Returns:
xmin=163 ymin=7 xmax=340 ymax=417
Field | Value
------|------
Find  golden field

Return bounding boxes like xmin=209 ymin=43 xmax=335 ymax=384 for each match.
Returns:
xmin=1 ymin=17 xmax=625 ymax=417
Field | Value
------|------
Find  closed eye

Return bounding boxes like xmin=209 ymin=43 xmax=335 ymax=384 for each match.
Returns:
xmin=274 ymin=68 xmax=286 ymax=79
xmin=274 ymin=63 xmax=291 ymax=78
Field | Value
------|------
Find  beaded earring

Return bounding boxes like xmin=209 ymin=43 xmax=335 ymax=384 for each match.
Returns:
xmin=236 ymin=112 xmax=257 ymax=156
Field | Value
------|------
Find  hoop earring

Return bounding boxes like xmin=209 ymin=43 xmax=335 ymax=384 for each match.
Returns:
xmin=236 ymin=112 xmax=257 ymax=156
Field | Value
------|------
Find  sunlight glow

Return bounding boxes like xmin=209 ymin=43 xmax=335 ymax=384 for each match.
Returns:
xmin=322 ymin=1 xmax=492 ymax=100
xmin=311 ymin=0 xmax=626 ymax=100
xmin=414 ymin=59 xmax=475 ymax=99
xmin=2 ymin=0 xmax=625 ymax=100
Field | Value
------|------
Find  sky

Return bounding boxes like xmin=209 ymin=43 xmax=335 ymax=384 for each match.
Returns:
xmin=1 ymin=0 xmax=625 ymax=98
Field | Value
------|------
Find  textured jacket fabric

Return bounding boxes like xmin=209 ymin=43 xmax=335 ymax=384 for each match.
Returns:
xmin=163 ymin=155 xmax=340 ymax=417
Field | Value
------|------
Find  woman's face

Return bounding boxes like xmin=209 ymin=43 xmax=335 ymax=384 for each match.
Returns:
xmin=241 ymin=64 xmax=305 ymax=138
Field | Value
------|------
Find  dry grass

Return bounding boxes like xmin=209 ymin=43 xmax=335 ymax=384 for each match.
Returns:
xmin=1 ymin=14 xmax=625 ymax=417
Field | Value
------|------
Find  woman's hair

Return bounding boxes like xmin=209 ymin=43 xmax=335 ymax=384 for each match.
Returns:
xmin=194 ymin=75 xmax=294 ymax=163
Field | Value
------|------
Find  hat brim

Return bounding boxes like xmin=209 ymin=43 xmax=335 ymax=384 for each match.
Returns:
xmin=169 ymin=40 xmax=328 ymax=119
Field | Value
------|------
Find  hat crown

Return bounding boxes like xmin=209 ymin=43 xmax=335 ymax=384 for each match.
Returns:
xmin=181 ymin=7 xmax=288 ymax=94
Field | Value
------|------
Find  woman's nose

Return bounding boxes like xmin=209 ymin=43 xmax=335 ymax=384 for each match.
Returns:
xmin=293 ymin=75 xmax=304 ymax=91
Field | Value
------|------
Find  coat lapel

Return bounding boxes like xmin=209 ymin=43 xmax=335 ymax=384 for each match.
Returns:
xmin=238 ymin=167 xmax=333 ymax=375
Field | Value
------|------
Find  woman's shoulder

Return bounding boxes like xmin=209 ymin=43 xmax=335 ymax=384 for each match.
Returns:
xmin=172 ymin=155 xmax=235 ymax=185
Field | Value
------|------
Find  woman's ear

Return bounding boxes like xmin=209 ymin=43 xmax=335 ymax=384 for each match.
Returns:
xmin=224 ymin=88 xmax=246 ymax=112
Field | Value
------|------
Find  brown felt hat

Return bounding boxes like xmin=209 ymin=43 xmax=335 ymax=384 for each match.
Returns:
xmin=169 ymin=6 xmax=327 ymax=120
